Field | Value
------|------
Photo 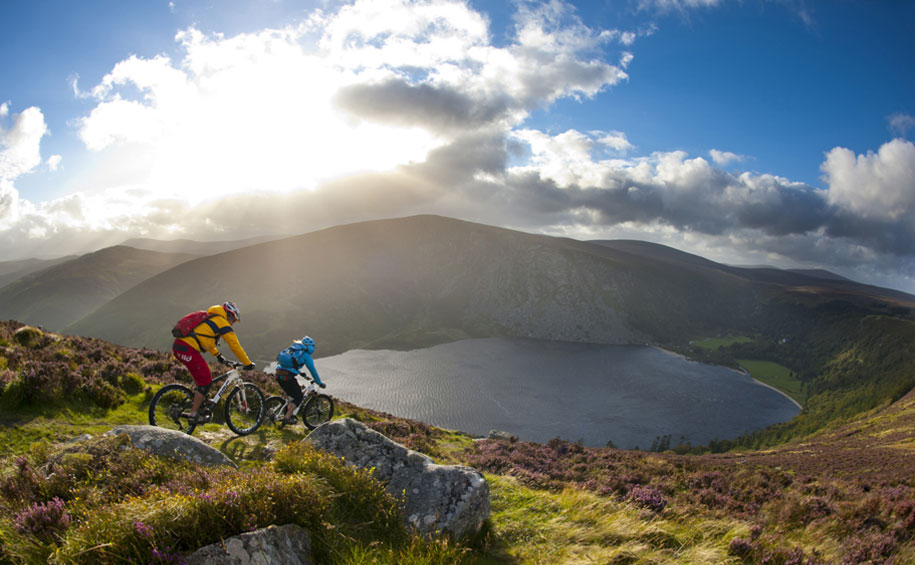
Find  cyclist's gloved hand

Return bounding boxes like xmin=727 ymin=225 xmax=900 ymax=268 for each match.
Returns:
xmin=244 ymin=363 xmax=256 ymax=371
xmin=216 ymin=353 xmax=227 ymax=365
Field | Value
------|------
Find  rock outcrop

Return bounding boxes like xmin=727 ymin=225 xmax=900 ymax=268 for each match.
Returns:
xmin=487 ymin=429 xmax=518 ymax=442
xmin=184 ymin=524 xmax=313 ymax=564
xmin=105 ymin=425 xmax=237 ymax=468
xmin=305 ymin=418 xmax=489 ymax=537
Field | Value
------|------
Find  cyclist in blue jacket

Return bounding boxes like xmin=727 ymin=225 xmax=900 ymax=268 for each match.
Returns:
xmin=276 ymin=336 xmax=325 ymax=424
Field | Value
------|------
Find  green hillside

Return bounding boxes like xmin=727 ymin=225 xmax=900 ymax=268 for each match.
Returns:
xmin=0 ymin=246 xmax=197 ymax=331
xmin=1 ymin=321 xmax=914 ymax=564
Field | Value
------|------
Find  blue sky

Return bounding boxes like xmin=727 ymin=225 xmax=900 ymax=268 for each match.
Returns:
xmin=1 ymin=0 xmax=914 ymax=293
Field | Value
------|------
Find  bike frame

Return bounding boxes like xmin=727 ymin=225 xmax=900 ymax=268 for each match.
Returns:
xmin=208 ymin=368 xmax=245 ymax=407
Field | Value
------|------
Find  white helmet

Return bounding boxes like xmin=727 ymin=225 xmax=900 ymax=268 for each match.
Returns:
xmin=223 ymin=301 xmax=240 ymax=322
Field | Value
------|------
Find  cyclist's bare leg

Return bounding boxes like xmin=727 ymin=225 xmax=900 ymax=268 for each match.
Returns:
xmin=190 ymin=391 xmax=206 ymax=415
xmin=180 ymin=391 xmax=207 ymax=421
xmin=284 ymin=398 xmax=297 ymax=420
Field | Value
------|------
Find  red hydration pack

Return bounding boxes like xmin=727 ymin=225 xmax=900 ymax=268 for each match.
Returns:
xmin=171 ymin=310 xmax=213 ymax=338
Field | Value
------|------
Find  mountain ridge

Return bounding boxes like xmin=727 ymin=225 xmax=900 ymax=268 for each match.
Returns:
xmin=64 ymin=215 xmax=914 ymax=362
xmin=68 ymin=215 xmax=773 ymax=359
xmin=0 ymin=245 xmax=197 ymax=330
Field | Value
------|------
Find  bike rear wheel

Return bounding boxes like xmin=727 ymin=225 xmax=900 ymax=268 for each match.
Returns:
xmin=263 ymin=396 xmax=288 ymax=429
xmin=148 ymin=383 xmax=197 ymax=435
xmin=303 ymin=394 xmax=334 ymax=429
xmin=224 ymin=383 xmax=266 ymax=435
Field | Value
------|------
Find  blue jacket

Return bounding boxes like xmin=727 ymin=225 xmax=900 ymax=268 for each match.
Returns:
xmin=277 ymin=346 xmax=323 ymax=386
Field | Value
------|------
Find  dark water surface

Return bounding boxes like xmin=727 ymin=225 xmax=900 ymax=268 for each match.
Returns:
xmin=318 ymin=337 xmax=800 ymax=449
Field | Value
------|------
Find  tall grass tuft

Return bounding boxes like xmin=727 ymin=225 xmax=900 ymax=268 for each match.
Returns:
xmin=271 ymin=442 xmax=408 ymax=547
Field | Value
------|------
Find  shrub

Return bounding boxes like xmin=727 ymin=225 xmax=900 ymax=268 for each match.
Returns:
xmin=0 ymin=368 xmax=14 ymax=396
xmin=13 ymin=498 xmax=71 ymax=543
xmin=81 ymin=380 xmax=124 ymax=410
xmin=728 ymin=536 xmax=756 ymax=559
xmin=120 ymin=372 xmax=144 ymax=396
xmin=12 ymin=326 xmax=44 ymax=348
xmin=53 ymin=470 xmax=329 ymax=564
xmin=626 ymin=485 xmax=667 ymax=513
xmin=0 ymin=456 xmax=43 ymax=506
xmin=19 ymin=364 xmax=65 ymax=404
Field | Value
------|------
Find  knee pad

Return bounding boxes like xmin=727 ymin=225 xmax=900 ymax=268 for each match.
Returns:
xmin=196 ymin=383 xmax=212 ymax=396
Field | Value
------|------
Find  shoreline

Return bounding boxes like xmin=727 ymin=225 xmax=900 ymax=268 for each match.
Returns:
xmin=654 ymin=345 xmax=803 ymax=412
xmin=736 ymin=366 xmax=803 ymax=411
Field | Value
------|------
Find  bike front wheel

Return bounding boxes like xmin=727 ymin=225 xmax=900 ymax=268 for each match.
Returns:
xmin=262 ymin=396 xmax=287 ymax=429
xmin=148 ymin=383 xmax=197 ymax=435
xmin=224 ymin=383 xmax=266 ymax=435
xmin=302 ymin=394 xmax=334 ymax=430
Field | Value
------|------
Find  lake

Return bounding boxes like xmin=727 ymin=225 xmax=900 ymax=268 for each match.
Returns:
xmin=316 ymin=337 xmax=800 ymax=449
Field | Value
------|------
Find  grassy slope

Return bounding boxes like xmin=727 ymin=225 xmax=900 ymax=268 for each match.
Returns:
xmin=2 ymin=322 xmax=914 ymax=564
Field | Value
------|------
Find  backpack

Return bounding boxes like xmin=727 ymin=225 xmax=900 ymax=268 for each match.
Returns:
xmin=171 ymin=310 xmax=213 ymax=338
xmin=277 ymin=341 xmax=307 ymax=370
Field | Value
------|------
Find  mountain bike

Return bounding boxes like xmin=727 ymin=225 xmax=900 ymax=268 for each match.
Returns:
xmin=263 ymin=374 xmax=334 ymax=430
xmin=148 ymin=360 xmax=266 ymax=436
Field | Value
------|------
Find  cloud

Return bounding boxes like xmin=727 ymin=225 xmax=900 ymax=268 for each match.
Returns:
xmin=599 ymin=131 xmax=633 ymax=153
xmin=1 ymin=1 xmax=914 ymax=295
xmin=333 ymin=79 xmax=511 ymax=133
xmin=709 ymin=149 xmax=743 ymax=165
xmin=821 ymin=138 xmax=915 ymax=223
xmin=47 ymin=154 xmax=62 ymax=171
xmin=502 ymin=133 xmax=829 ymax=238
xmin=0 ymin=104 xmax=48 ymax=228
xmin=329 ymin=0 xmax=631 ymax=130
xmin=638 ymin=0 xmax=722 ymax=12
xmin=888 ymin=113 xmax=915 ymax=136
xmin=0 ymin=105 xmax=48 ymax=180
xmin=0 ymin=1 xmax=630 ymax=248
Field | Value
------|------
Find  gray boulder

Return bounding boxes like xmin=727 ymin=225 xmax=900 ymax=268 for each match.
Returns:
xmin=305 ymin=418 xmax=489 ymax=537
xmin=487 ymin=429 xmax=518 ymax=442
xmin=105 ymin=425 xmax=237 ymax=468
xmin=184 ymin=524 xmax=312 ymax=564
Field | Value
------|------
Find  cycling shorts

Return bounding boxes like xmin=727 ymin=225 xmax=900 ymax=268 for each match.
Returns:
xmin=277 ymin=368 xmax=304 ymax=405
xmin=172 ymin=339 xmax=213 ymax=387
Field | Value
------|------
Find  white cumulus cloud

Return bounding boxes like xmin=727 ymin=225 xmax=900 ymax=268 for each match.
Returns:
xmin=0 ymin=105 xmax=48 ymax=180
xmin=822 ymin=138 xmax=915 ymax=222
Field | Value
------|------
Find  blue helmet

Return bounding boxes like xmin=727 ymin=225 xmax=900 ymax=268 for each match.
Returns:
xmin=301 ymin=336 xmax=315 ymax=353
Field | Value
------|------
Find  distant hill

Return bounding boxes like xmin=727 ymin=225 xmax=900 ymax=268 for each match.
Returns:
xmin=68 ymin=215 xmax=914 ymax=364
xmin=0 ymin=246 xmax=197 ymax=330
xmin=0 ymin=255 xmax=76 ymax=289
xmin=121 ymin=234 xmax=288 ymax=256
xmin=592 ymin=239 xmax=915 ymax=307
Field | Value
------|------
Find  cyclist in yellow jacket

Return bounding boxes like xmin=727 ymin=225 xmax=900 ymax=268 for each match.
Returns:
xmin=172 ymin=301 xmax=255 ymax=423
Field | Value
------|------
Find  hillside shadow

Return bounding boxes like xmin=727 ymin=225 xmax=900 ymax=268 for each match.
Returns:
xmin=467 ymin=520 xmax=519 ymax=564
xmin=216 ymin=426 xmax=306 ymax=462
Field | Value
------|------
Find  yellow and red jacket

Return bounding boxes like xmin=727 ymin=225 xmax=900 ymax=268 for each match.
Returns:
xmin=177 ymin=304 xmax=252 ymax=366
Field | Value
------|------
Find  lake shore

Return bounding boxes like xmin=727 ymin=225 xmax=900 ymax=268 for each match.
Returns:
xmin=322 ymin=337 xmax=801 ymax=449
xmin=736 ymin=366 xmax=803 ymax=410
